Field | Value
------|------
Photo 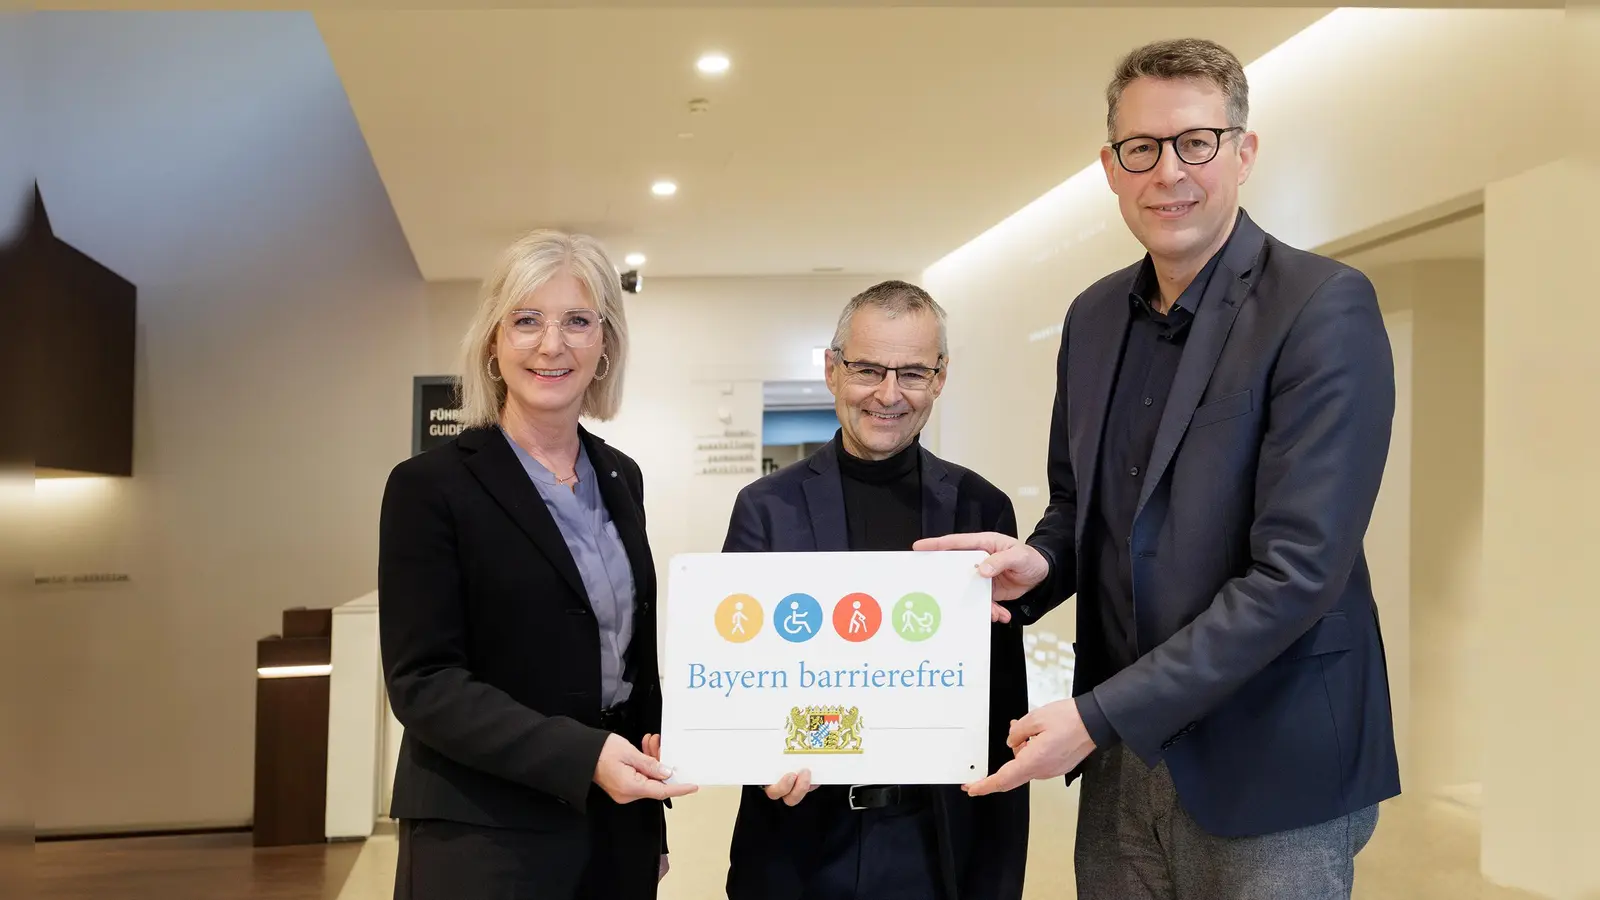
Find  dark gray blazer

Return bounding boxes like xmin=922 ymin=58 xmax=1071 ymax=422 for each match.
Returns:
xmin=1015 ymin=209 xmax=1402 ymax=838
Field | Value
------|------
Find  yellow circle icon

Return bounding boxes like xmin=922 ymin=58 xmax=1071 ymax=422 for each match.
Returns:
xmin=716 ymin=593 xmax=763 ymax=642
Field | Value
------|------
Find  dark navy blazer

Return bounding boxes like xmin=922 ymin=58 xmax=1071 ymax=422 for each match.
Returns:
xmin=1014 ymin=209 xmax=1402 ymax=838
xmin=722 ymin=437 xmax=1030 ymax=900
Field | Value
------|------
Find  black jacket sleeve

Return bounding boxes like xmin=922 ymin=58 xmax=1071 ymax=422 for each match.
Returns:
xmin=1016 ymin=306 xmax=1080 ymax=626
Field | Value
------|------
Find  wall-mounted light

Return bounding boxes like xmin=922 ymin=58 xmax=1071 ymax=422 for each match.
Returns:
xmin=257 ymin=664 xmax=332 ymax=679
xmin=651 ymin=180 xmax=677 ymax=197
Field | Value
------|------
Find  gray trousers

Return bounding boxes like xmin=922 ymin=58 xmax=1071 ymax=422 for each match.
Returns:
xmin=1076 ymin=745 xmax=1379 ymax=900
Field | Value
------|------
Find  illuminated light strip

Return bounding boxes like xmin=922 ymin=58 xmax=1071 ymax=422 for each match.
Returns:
xmin=257 ymin=664 xmax=332 ymax=679
xmin=925 ymin=8 xmax=1354 ymax=283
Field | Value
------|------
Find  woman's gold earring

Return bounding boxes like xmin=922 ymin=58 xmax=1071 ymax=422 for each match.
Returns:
xmin=594 ymin=353 xmax=611 ymax=382
xmin=486 ymin=356 xmax=503 ymax=382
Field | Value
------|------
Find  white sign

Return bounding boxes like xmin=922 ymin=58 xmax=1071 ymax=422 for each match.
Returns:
xmin=659 ymin=550 xmax=992 ymax=787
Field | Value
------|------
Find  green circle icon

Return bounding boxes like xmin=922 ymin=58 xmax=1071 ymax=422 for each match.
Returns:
xmin=894 ymin=592 xmax=941 ymax=641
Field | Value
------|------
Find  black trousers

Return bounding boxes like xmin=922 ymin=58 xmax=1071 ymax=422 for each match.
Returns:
xmin=807 ymin=802 xmax=943 ymax=900
xmin=727 ymin=784 xmax=946 ymax=900
xmin=394 ymin=794 xmax=662 ymax=900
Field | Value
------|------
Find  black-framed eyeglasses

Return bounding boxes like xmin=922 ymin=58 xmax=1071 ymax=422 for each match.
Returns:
xmin=1109 ymin=127 xmax=1242 ymax=173
xmin=832 ymin=352 xmax=944 ymax=391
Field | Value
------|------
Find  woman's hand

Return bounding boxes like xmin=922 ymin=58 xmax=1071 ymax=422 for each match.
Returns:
xmin=593 ymin=733 xmax=697 ymax=804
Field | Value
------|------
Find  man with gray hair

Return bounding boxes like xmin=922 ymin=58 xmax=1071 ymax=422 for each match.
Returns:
xmin=921 ymin=38 xmax=1400 ymax=898
xmin=721 ymin=280 xmax=1030 ymax=900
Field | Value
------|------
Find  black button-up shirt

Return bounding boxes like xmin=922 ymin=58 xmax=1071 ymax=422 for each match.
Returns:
xmin=1075 ymin=245 xmax=1224 ymax=748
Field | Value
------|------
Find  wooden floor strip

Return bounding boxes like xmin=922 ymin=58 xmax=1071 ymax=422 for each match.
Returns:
xmin=35 ymin=832 xmax=364 ymax=900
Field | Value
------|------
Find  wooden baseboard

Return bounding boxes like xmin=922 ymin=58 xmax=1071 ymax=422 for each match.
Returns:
xmin=35 ymin=823 xmax=253 ymax=843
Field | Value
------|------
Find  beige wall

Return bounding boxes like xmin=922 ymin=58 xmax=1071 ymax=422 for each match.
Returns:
xmin=32 ymin=13 xmax=432 ymax=832
xmin=1358 ymin=258 xmax=1487 ymax=801
xmin=925 ymin=6 xmax=1558 ymax=525
xmin=1480 ymin=159 xmax=1600 ymax=900
xmin=1407 ymin=261 xmax=1487 ymax=801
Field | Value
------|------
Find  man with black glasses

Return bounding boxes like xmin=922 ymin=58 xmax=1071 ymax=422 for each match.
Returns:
xmin=920 ymin=39 xmax=1400 ymax=899
xmin=722 ymin=280 xmax=1030 ymax=900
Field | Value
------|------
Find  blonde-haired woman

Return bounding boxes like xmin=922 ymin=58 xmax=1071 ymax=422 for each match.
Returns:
xmin=378 ymin=229 xmax=695 ymax=900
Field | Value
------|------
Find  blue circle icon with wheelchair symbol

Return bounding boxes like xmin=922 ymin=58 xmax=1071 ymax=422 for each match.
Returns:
xmin=776 ymin=593 xmax=823 ymax=643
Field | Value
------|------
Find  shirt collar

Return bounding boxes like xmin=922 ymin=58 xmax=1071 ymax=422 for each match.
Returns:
xmin=1128 ymin=208 xmax=1243 ymax=315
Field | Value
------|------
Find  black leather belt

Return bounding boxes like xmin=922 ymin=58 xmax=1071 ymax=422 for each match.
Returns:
xmin=847 ymin=784 xmax=925 ymax=811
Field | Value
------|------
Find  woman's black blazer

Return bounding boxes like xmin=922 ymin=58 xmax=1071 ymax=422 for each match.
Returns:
xmin=377 ymin=423 xmax=662 ymax=830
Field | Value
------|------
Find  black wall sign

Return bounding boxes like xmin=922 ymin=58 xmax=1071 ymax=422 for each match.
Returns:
xmin=412 ymin=376 xmax=464 ymax=456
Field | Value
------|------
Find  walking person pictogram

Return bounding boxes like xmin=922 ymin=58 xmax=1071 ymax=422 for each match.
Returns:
xmin=716 ymin=593 xmax=762 ymax=642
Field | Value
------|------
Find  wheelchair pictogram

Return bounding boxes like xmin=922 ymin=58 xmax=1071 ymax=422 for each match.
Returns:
xmin=776 ymin=593 xmax=822 ymax=643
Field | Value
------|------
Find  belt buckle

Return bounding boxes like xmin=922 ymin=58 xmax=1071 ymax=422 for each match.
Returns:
xmin=847 ymin=784 xmax=897 ymax=810
xmin=848 ymin=785 xmax=869 ymax=811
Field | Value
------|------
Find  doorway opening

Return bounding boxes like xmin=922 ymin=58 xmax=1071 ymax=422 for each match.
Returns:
xmin=760 ymin=380 xmax=837 ymax=474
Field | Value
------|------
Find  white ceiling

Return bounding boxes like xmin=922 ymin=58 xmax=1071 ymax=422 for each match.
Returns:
xmin=1338 ymin=212 xmax=1484 ymax=270
xmin=316 ymin=8 xmax=1329 ymax=280
xmin=764 ymin=379 xmax=833 ymax=409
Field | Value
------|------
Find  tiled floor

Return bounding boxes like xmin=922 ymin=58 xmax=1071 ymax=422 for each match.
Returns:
xmin=33 ymin=793 xmax=1550 ymax=900
xmin=334 ymin=789 xmax=1546 ymax=900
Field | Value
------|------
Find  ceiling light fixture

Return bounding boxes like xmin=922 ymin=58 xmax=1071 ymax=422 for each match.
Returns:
xmin=696 ymin=53 xmax=730 ymax=75
xmin=651 ymin=180 xmax=677 ymax=197
xmin=624 ymin=253 xmax=647 ymax=267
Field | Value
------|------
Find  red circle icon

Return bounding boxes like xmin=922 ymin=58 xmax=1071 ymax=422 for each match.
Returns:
xmin=832 ymin=592 xmax=882 ymax=642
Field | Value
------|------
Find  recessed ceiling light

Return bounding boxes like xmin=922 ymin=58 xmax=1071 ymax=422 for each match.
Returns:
xmin=624 ymin=253 xmax=647 ymax=267
xmin=651 ymin=180 xmax=677 ymax=197
xmin=696 ymin=53 xmax=730 ymax=75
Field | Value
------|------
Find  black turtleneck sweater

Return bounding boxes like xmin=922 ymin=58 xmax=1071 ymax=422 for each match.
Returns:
xmin=836 ymin=433 xmax=923 ymax=552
